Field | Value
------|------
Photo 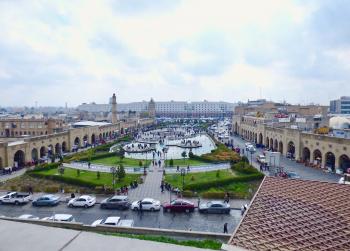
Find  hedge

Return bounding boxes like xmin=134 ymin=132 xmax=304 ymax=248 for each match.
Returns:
xmin=231 ymin=162 xmax=259 ymax=175
xmin=184 ymin=173 xmax=264 ymax=191
xmin=79 ymin=152 xmax=116 ymax=162
xmin=31 ymin=163 xmax=60 ymax=172
xmin=28 ymin=172 xmax=97 ymax=188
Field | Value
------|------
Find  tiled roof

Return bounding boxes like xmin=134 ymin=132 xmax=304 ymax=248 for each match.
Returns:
xmin=229 ymin=176 xmax=350 ymax=251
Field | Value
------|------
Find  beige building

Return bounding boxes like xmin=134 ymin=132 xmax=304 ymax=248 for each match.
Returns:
xmin=0 ymin=118 xmax=154 ymax=169
xmin=233 ymin=114 xmax=350 ymax=173
xmin=0 ymin=118 xmax=67 ymax=138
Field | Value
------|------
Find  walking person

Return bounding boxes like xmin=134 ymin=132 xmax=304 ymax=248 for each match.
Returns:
xmin=88 ymin=162 xmax=91 ymax=169
xmin=224 ymin=223 xmax=228 ymax=234
xmin=224 ymin=192 xmax=230 ymax=203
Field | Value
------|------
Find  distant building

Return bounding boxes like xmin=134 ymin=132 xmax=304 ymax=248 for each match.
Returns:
xmin=148 ymin=98 xmax=156 ymax=118
xmin=330 ymin=96 xmax=350 ymax=114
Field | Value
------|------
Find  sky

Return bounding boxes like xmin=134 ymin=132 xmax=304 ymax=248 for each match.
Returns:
xmin=0 ymin=0 xmax=349 ymax=107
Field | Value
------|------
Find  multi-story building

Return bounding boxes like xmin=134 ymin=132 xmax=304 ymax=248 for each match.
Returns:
xmin=330 ymin=96 xmax=350 ymax=114
xmin=0 ymin=118 xmax=67 ymax=138
xmin=77 ymin=100 xmax=235 ymax=118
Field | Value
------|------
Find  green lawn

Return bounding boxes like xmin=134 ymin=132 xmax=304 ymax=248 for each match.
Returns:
xmin=164 ymin=169 xmax=260 ymax=199
xmin=36 ymin=167 xmax=141 ymax=188
xmin=165 ymin=158 xmax=209 ymax=167
xmin=165 ymin=169 xmax=235 ymax=189
xmin=91 ymin=156 xmax=151 ymax=167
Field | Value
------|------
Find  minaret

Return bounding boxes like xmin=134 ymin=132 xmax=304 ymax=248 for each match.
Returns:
xmin=111 ymin=93 xmax=118 ymax=124
xmin=148 ymin=98 xmax=156 ymax=118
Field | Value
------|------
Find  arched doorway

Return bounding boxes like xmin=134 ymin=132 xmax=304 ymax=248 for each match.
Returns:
xmin=270 ymin=138 xmax=273 ymax=150
xmin=14 ymin=150 xmax=25 ymax=168
xmin=339 ymin=155 xmax=350 ymax=173
xmin=266 ymin=137 xmax=270 ymax=148
xmin=313 ymin=149 xmax=322 ymax=167
xmin=274 ymin=139 xmax=278 ymax=152
xmin=99 ymin=133 xmax=102 ymax=140
xmin=62 ymin=141 xmax=67 ymax=152
xmin=40 ymin=146 xmax=47 ymax=158
xmin=83 ymin=135 xmax=88 ymax=147
xmin=234 ymin=122 xmax=238 ymax=134
xmin=74 ymin=137 xmax=80 ymax=147
xmin=278 ymin=141 xmax=283 ymax=154
xmin=0 ymin=157 xmax=3 ymax=168
xmin=325 ymin=152 xmax=335 ymax=172
xmin=287 ymin=141 xmax=295 ymax=159
xmin=91 ymin=134 xmax=96 ymax=145
xmin=302 ymin=147 xmax=310 ymax=162
xmin=31 ymin=148 xmax=38 ymax=162
xmin=258 ymin=133 xmax=263 ymax=145
xmin=55 ymin=143 xmax=61 ymax=156
xmin=121 ymin=127 xmax=124 ymax=135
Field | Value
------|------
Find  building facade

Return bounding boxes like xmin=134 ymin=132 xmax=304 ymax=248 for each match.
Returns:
xmin=330 ymin=96 xmax=350 ymax=114
xmin=233 ymin=114 xmax=350 ymax=173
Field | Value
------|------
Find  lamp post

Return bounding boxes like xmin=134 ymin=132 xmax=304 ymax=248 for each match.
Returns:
xmin=110 ymin=166 xmax=116 ymax=192
xmin=181 ymin=168 xmax=186 ymax=191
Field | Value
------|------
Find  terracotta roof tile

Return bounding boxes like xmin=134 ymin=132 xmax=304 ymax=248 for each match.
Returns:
xmin=229 ymin=176 xmax=350 ymax=251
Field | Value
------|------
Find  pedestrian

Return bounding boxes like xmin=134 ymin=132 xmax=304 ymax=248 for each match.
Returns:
xmin=28 ymin=185 xmax=33 ymax=195
xmin=197 ymin=197 xmax=201 ymax=208
xmin=177 ymin=166 xmax=179 ymax=172
xmin=187 ymin=165 xmax=190 ymax=173
xmin=139 ymin=201 xmax=143 ymax=212
xmin=224 ymin=223 xmax=228 ymax=234
xmin=259 ymin=164 xmax=263 ymax=172
xmin=88 ymin=162 xmax=91 ymax=169
xmin=161 ymin=183 xmax=164 ymax=193
xmin=224 ymin=192 xmax=230 ymax=203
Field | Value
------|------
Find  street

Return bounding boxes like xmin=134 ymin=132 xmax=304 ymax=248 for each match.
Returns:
xmin=231 ymin=135 xmax=340 ymax=183
xmin=0 ymin=201 xmax=242 ymax=233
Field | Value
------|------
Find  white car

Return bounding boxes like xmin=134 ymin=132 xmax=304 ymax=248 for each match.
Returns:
xmin=91 ymin=216 xmax=134 ymax=227
xmin=18 ymin=214 xmax=40 ymax=220
xmin=256 ymin=155 xmax=266 ymax=164
xmin=131 ymin=198 xmax=161 ymax=211
xmin=68 ymin=195 xmax=96 ymax=208
xmin=41 ymin=214 xmax=75 ymax=222
xmin=246 ymin=145 xmax=256 ymax=153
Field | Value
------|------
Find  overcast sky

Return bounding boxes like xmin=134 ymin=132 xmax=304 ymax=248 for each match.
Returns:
xmin=0 ymin=0 xmax=349 ymax=107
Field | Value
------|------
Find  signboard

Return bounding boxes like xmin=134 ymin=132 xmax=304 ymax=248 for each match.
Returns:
xmin=296 ymin=118 xmax=306 ymax=123
xmin=278 ymin=118 xmax=290 ymax=123
xmin=265 ymin=151 xmax=281 ymax=168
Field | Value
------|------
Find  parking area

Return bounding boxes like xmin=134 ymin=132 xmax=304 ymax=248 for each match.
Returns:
xmin=0 ymin=200 xmax=242 ymax=233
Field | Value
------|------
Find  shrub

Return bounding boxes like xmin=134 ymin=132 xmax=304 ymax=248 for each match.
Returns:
xmin=241 ymin=156 xmax=249 ymax=163
xmin=117 ymin=165 xmax=126 ymax=180
xmin=97 ymin=171 xmax=101 ymax=180
xmin=184 ymin=173 xmax=263 ymax=191
xmin=216 ymin=170 xmax=220 ymax=178
xmin=232 ymin=161 xmax=259 ymax=175
xmin=77 ymin=169 xmax=80 ymax=177
xmin=182 ymin=190 xmax=194 ymax=197
xmin=44 ymin=186 xmax=60 ymax=193
xmin=139 ymin=160 xmax=143 ymax=167
xmin=169 ymin=159 xmax=174 ymax=167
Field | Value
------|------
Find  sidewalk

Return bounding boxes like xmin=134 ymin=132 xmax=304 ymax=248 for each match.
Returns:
xmin=0 ymin=168 xmax=27 ymax=182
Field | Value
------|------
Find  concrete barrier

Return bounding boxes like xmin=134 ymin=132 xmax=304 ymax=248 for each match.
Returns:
xmin=0 ymin=216 xmax=231 ymax=242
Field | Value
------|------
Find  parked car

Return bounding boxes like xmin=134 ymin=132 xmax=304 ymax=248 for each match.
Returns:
xmin=256 ymin=155 xmax=266 ymax=164
xmin=100 ymin=195 xmax=130 ymax=210
xmin=0 ymin=192 xmax=31 ymax=205
xmin=246 ymin=145 xmax=256 ymax=153
xmin=32 ymin=194 xmax=60 ymax=207
xmin=286 ymin=171 xmax=301 ymax=179
xmin=18 ymin=214 xmax=40 ymax=220
xmin=162 ymin=199 xmax=195 ymax=213
xmin=199 ymin=201 xmax=231 ymax=214
xmin=131 ymin=198 xmax=161 ymax=211
xmin=68 ymin=195 xmax=96 ymax=208
xmin=91 ymin=216 xmax=134 ymax=227
xmin=42 ymin=214 xmax=75 ymax=222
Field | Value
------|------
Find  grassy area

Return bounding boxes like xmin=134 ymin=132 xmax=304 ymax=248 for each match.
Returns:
xmin=191 ymin=141 xmax=240 ymax=163
xmin=165 ymin=166 xmax=262 ymax=199
xmin=105 ymin=233 xmax=222 ymax=250
xmin=165 ymin=158 xmax=209 ymax=167
xmin=30 ymin=167 xmax=141 ymax=190
xmin=165 ymin=169 xmax=235 ymax=189
xmin=91 ymin=156 xmax=151 ymax=167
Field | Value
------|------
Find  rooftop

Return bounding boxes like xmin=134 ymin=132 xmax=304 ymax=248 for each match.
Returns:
xmin=228 ymin=176 xmax=350 ymax=251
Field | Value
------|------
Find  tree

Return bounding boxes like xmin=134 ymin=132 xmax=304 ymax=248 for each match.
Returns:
xmin=58 ymin=166 xmax=65 ymax=176
xmin=169 ymin=158 xmax=174 ymax=167
xmin=77 ymin=169 xmax=80 ymax=177
xmin=188 ymin=151 xmax=194 ymax=159
xmin=117 ymin=164 xmax=126 ymax=180
xmin=118 ymin=147 xmax=125 ymax=163
xmin=241 ymin=156 xmax=249 ymax=164
xmin=216 ymin=170 xmax=220 ymax=178
xmin=139 ymin=160 xmax=143 ymax=167
xmin=97 ymin=171 xmax=101 ymax=180
xmin=181 ymin=151 xmax=187 ymax=163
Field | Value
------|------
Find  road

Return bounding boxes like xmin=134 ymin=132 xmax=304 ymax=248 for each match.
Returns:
xmin=231 ymin=135 xmax=340 ymax=183
xmin=0 ymin=201 xmax=242 ymax=234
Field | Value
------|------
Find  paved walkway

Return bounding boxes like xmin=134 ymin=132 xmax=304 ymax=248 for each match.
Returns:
xmin=0 ymin=168 xmax=27 ymax=182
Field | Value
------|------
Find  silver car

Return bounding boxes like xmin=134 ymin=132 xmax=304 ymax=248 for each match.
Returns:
xmin=199 ymin=201 xmax=230 ymax=214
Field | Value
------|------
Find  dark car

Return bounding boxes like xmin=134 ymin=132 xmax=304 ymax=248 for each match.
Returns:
xmin=199 ymin=201 xmax=230 ymax=214
xmin=100 ymin=195 xmax=130 ymax=210
xmin=32 ymin=194 xmax=60 ymax=207
xmin=162 ymin=199 xmax=195 ymax=213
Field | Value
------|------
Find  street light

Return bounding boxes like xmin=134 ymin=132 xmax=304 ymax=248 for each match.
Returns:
xmin=110 ymin=166 xmax=116 ymax=192
xmin=181 ymin=168 xmax=186 ymax=191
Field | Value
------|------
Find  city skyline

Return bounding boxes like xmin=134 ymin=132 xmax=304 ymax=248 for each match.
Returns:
xmin=1 ymin=0 xmax=350 ymax=106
